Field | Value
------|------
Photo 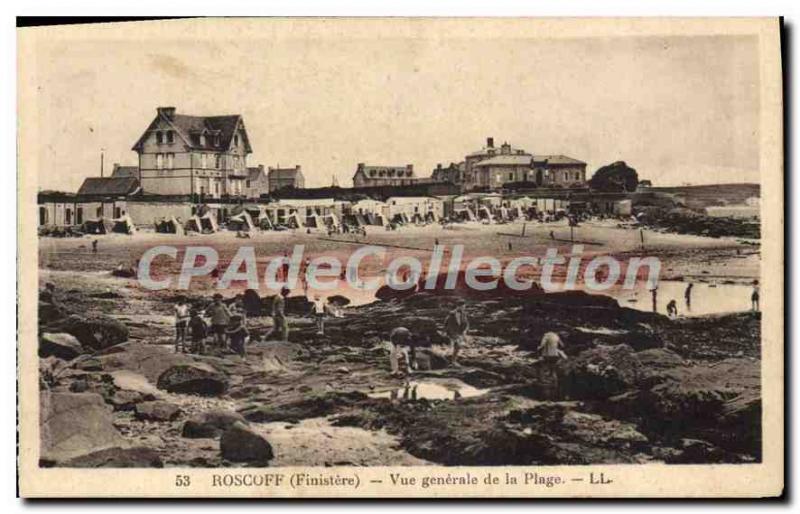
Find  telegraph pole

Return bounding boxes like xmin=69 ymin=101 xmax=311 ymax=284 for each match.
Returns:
xmin=100 ymin=148 xmax=105 ymax=177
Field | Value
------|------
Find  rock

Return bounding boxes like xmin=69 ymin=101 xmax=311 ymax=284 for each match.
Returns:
xmin=156 ymin=362 xmax=228 ymax=396
xmin=40 ymin=392 xmax=126 ymax=464
xmin=62 ymin=446 xmax=163 ymax=468
xmin=75 ymin=358 xmax=103 ymax=372
xmin=414 ymin=348 xmax=449 ymax=371
xmin=134 ymin=401 xmax=182 ymax=422
xmin=239 ymin=391 xmax=368 ymax=423
xmin=665 ymin=439 xmax=727 ymax=464
xmin=220 ymin=423 xmax=274 ymax=463
xmin=109 ymin=389 xmax=154 ymax=411
xmin=327 ymin=295 xmax=351 ymax=306
xmin=565 ymin=344 xmax=641 ymax=399
xmin=48 ymin=314 xmax=129 ymax=351
xmin=110 ymin=370 xmax=161 ymax=396
xmin=182 ymin=409 xmax=247 ymax=438
xmin=40 ymin=333 xmax=84 ymax=360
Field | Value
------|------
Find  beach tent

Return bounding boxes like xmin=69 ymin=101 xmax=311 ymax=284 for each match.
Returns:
xmin=306 ymin=213 xmax=325 ymax=229
xmin=354 ymin=213 xmax=368 ymax=227
xmin=478 ymin=206 xmax=494 ymax=223
xmin=199 ymin=212 xmax=218 ymax=233
xmin=463 ymin=206 xmax=477 ymax=221
xmin=228 ymin=210 xmax=256 ymax=232
xmin=82 ymin=218 xmax=113 ymax=235
xmin=111 ymin=214 xmax=137 ymax=234
xmin=155 ymin=217 xmax=184 ymax=235
xmin=323 ymin=213 xmax=340 ymax=230
xmin=285 ymin=212 xmax=304 ymax=229
xmin=258 ymin=215 xmax=274 ymax=230
xmin=185 ymin=215 xmax=202 ymax=233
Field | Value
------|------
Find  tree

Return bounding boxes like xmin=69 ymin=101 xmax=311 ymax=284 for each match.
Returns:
xmin=589 ymin=161 xmax=639 ymax=192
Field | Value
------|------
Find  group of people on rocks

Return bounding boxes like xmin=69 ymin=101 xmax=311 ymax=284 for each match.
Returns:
xmin=174 ymin=294 xmax=249 ymax=357
xmin=173 ymin=285 xmax=334 ymax=356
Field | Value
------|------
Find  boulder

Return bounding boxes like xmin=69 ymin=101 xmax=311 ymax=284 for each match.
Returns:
xmin=62 ymin=446 xmax=163 ymax=468
xmin=182 ymin=409 xmax=247 ymax=438
xmin=565 ymin=344 xmax=641 ymax=399
xmin=220 ymin=422 xmax=274 ymax=463
xmin=239 ymin=391 xmax=368 ymax=423
xmin=40 ymin=333 xmax=84 ymax=360
xmin=109 ymin=389 xmax=155 ymax=411
xmin=156 ymin=362 xmax=228 ymax=396
xmin=110 ymin=370 xmax=161 ymax=396
xmin=50 ymin=314 xmax=129 ymax=351
xmin=40 ymin=392 xmax=126 ymax=464
xmin=134 ymin=401 xmax=182 ymax=422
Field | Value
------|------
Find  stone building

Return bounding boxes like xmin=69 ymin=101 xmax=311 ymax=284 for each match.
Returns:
xmin=352 ymin=163 xmax=421 ymax=188
xmin=464 ymin=137 xmax=586 ymax=190
xmin=131 ymin=106 xmax=252 ymax=198
xmin=245 ymin=165 xmax=270 ymax=198
xmin=268 ymin=165 xmax=305 ymax=192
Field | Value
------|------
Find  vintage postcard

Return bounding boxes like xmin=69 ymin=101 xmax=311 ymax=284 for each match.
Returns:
xmin=17 ymin=18 xmax=783 ymax=498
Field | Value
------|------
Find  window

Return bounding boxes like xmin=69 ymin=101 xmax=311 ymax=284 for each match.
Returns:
xmin=166 ymin=131 xmax=174 ymax=144
xmin=114 ymin=207 xmax=121 ymax=218
xmin=246 ymin=180 xmax=251 ymax=188
xmin=155 ymin=131 xmax=163 ymax=144
xmin=96 ymin=207 xmax=102 ymax=217
xmin=65 ymin=208 xmax=72 ymax=225
xmin=234 ymin=134 xmax=239 ymax=146
xmin=39 ymin=207 xmax=48 ymax=226
xmin=509 ymin=173 xmax=514 ymax=181
xmin=201 ymin=154 xmax=207 ymax=169
xmin=76 ymin=207 xmax=83 ymax=225
xmin=233 ymin=156 xmax=240 ymax=170
xmin=199 ymin=134 xmax=206 ymax=146
xmin=215 ymin=154 xmax=222 ymax=169
xmin=156 ymin=153 xmax=163 ymax=169
xmin=167 ymin=153 xmax=174 ymax=169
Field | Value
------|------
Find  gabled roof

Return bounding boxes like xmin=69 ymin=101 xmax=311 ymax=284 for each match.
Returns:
xmin=532 ymin=154 xmax=586 ymax=165
xmin=473 ymin=154 xmax=534 ymax=167
xmin=247 ymin=166 xmax=266 ymax=181
xmin=77 ymin=177 xmax=141 ymax=196
xmin=268 ymin=168 xmax=303 ymax=180
xmin=132 ymin=110 xmax=252 ymax=153
xmin=110 ymin=165 xmax=138 ymax=179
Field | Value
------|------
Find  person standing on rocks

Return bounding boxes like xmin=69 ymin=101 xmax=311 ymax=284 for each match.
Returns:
xmin=270 ymin=287 xmax=290 ymax=341
xmin=444 ymin=300 xmax=469 ymax=366
xmin=388 ymin=327 xmax=413 ymax=376
xmin=684 ymin=283 xmax=694 ymax=311
xmin=206 ymin=294 xmax=232 ymax=349
xmin=537 ymin=331 xmax=567 ymax=398
xmin=312 ymin=295 xmax=327 ymax=335
xmin=91 ymin=239 xmax=98 ymax=253
xmin=226 ymin=314 xmax=249 ymax=357
xmin=188 ymin=309 xmax=208 ymax=354
xmin=751 ymin=280 xmax=760 ymax=311
xmin=174 ymin=297 xmax=190 ymax=353
xmin=389 ymin=326 xmax=417 ymax=372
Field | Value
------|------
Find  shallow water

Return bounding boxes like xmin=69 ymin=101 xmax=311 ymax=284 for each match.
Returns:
xmin=605 ymin=280 xmax=755 ymax=317
xmin=368 ymin=378 xmax=488 ymax=401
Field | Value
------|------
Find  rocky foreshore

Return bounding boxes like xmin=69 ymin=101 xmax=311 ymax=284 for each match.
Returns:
xmin=37 ymin=284 xmax=761 ymax=467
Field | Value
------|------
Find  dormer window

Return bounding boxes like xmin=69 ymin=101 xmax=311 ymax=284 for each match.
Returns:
xmin=166 ymin=131 xmax=174 ymax=144
xmin=155 ymin=131 xmax=163 ymax=144
xmin=199 ymin=134 xmax=206 ymax=146
xmin=234 ymin=134 xmax=240 ymax=146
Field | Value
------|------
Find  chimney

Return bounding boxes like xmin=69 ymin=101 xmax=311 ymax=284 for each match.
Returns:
xmin=437 ymin=163 xmax=442 ymax=170
xmin=487 ymin=137 xmax=494 ymax=148
xmin=113 ymin=163 xmax=120 ymax=173
xmin=157 ymin=106 xmax=176 ymax=120
xmin=296 ymin=165 xmax=301 ymax=171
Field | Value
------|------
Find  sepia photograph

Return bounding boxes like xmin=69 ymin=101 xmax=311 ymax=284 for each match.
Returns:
xmin=16 ymin=16 xmax=784 ymax=498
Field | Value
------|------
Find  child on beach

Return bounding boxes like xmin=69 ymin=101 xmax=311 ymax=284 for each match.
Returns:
xmin=226 ymin=315 xmax=249 ymax=357
xmin=188 ymin=309 xmax=208 ymax=355
xmin=174 ymin=297 xmax=190 ymax=353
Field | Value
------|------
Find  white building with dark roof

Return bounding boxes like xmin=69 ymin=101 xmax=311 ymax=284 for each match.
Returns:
xmin=464 ymin=137 xmax=586 ymax=190
xmin=131 ymin=106 xmax=252 ymax=198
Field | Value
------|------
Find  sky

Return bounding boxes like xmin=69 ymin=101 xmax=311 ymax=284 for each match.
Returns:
xmin=26 ymin=20 xmax=761 ymax=192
